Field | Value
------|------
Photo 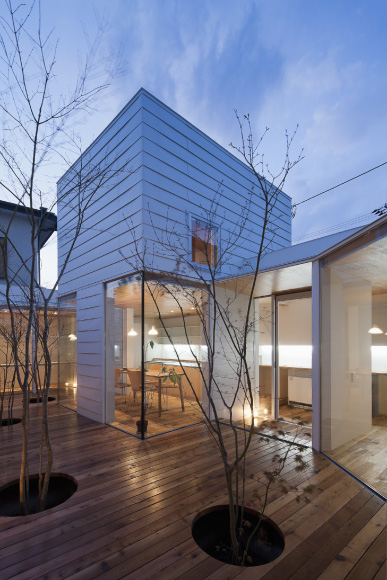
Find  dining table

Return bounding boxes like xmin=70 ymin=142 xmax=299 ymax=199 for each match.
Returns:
xmin=145 ymin=369 xmax=185 ymax=417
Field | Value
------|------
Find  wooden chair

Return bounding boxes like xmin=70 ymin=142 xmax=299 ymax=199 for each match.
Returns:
xmin=127 ymin=369 xmax=155 ymax=408
xmin=115 ymin=368 xmax=130 ymax=407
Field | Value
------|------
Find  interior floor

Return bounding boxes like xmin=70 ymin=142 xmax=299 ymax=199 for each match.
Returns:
xmin=110 ymin=390 xmax=202 ymax=436
xmin=327 ymin=414 xmax=387 ymax=498
xmin=258 ymin=395 xmax=312 ymax=426
xmin=279 ymin=403 xmax=312 ymax=426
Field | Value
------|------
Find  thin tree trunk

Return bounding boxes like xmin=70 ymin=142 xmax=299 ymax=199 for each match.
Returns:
xmin=38 ymin=392 xmax=52 ymax=512
xmin=20 ymin=390 xmax=29 ymax=515
xmin=224 ymin=463 xmax=239 ymax=563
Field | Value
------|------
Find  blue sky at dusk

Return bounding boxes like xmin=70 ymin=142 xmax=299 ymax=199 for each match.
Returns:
xmin=10 ymin=0 xmax=387 ymax=286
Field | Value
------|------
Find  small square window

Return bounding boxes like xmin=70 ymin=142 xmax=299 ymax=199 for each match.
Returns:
xmin=191 ymin=217 xmax=218 ymax=267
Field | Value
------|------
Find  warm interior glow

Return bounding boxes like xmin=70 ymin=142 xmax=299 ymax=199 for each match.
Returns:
xmin=128 ymin=328 xmax=137 ymax=336
xmin=368 ymin=325 xmax=384 ymax=334
xmin=68 ymin=333 xmax=77 ymax=341
xmin=148 ymin=326 xmax=158 ymax=335
xmin=264 ymin=408 xmax=268 ymax=415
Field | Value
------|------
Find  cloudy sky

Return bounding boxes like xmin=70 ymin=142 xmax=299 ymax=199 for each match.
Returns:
xmin=4 ymin=0 xmax=387 ymax=286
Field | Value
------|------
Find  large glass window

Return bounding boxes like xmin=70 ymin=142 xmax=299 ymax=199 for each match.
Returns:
xmin=277 ymin=294 xmax=312 ymax=427
xmin=321 ymin=229 xmax=387 ymax=496
xmin=58 ymin=294 xmax=77 ymax=410
xmin=105 ymin=273 xmax=142 ymax=436
xmin=255 ymin=293 xmax=312 ymax=427
xmin=0 ymin=307 xmax=58 ymax=401
xmin=105 ymin=273 xmax=205 ymax=438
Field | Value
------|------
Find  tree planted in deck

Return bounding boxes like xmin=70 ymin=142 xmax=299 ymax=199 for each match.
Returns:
xmin=128 ymin=113 xmax=310 ymax=564
xmin=0 ymin=0 xmax=125 ymax=514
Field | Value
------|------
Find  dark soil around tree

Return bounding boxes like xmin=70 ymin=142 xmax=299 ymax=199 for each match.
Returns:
xmin=0 ymin=473 xmax=77 ymax=517
xmin=30 ymin=396 xmax=56 ymax=404
xmin=192 ymin=505 xmax=285 ymax=567
xmin=0 ymin=417 xmax=21 ymax=426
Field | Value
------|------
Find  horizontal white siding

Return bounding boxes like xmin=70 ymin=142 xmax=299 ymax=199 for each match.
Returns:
xmin=76 ymin=284 xmax=105 ymax=422
xmin=58 ymin=89 xmax=291 ymax=295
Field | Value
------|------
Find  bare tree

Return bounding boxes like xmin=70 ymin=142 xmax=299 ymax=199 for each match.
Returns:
xmin=0 ymin=0 xmax=126 ymax=514
xmin=127 ymin=114 xmax=308 ymax=564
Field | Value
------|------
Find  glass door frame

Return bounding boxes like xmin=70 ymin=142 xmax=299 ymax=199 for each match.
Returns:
xmin=273 ymin=290 xmax=312 ymax=422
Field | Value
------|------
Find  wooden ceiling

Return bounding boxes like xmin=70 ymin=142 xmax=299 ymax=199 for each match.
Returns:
xmin=113 ymin=281 xmax=202 ymax=318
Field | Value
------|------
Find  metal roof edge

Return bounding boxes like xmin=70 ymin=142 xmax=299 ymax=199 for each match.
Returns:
xmin=312 ymin=214 xmax=387 ymax=262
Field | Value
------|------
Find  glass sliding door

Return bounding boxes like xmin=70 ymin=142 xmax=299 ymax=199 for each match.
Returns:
xmin=58 ymin=293 xmax=77 ymax=410
xmin=276 ymin=292 xmax=312 ymax=427
xmin=321 ymin=230 xmax=387 ymax=496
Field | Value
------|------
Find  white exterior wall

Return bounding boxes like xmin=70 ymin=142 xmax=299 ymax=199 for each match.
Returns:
xmin=57 ymin=89 xmax=292 ymax=423
xmin=76 ymin=284 xmax=105 ymax=423
xmin=0 ymin=212 xmax=37 ymax=294
xmin=211 ymin=287 xmax=256 ymax=422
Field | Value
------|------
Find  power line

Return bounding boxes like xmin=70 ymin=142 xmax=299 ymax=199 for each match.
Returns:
xmin=292 ymin=160 xmax=387 ymax=213
xmin=293 ymin=212 xmax=374 ymax=243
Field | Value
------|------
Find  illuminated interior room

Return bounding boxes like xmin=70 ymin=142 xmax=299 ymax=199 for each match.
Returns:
xmin=105 ymin=273 xmax=205 ymax=438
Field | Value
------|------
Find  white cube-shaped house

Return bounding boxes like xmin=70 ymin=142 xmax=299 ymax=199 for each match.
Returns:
xmin=57 ymin=89 xmax=292 ymax=437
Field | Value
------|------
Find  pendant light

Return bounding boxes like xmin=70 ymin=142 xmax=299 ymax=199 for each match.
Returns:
xmin=128 ymin=328 xmax=137 ymax=336
xmin=368 ymin=325 xmax=384 ymax=334
xmin=148 ymin=326 xmax=158 ymax=336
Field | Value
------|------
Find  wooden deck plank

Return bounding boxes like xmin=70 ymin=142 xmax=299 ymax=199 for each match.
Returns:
xmin=0 ymin=404 xmax=385 ymax=580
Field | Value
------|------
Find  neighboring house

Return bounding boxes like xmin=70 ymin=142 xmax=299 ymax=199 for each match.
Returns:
xmin=0 ymin=200 xmax=56 ymax=291
xmin=0 ymin=200 xmax=57 ymax=387
xmin=57 ymin=88 xmax=387 ymax=498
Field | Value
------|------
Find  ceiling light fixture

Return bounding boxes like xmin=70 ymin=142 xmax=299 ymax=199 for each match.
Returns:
xmin=128 ymin=328 xmax=137 ymax=336
xmin=148 ymin=326 xmax=158 ymax=336
xmin=368 ymin=325 xmax=384 ymax=334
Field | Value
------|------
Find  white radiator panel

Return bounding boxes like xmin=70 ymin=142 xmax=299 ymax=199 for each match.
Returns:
xmin=288 ymin=374 xmax=312 ymax=406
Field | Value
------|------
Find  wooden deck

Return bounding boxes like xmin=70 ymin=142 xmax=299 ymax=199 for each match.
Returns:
xmin=329 ymin=416 xmax=387 ymax=498
xmin=0 ymin=402 xmax=385 ymax=579
xmin=110 ymin=392 xmax=202 ymax=436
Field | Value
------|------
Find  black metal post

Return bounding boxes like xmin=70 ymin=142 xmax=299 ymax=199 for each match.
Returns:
xmin=140 ymin=271 xmax=145 ymax=440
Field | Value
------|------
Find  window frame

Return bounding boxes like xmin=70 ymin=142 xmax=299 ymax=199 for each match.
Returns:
xmin=190 ymin=214 xmax=219 ymax=269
